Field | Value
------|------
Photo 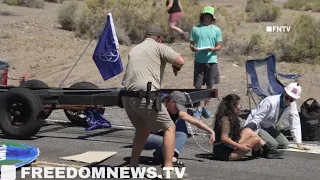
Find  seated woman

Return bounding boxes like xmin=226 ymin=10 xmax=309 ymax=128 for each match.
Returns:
xmin=144 ymin=91 xmax=215 ymax=167
xmin=213 ymin=94 xmax=284 ymax=161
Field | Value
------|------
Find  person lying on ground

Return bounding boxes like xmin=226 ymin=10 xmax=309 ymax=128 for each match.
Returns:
xmin=144 ymin=91 xmax=215 ymax=167
xmin=245 ymin=83 xmax=311 ymax=150
xmin=213 ymin=94 xmax=284 ymax=161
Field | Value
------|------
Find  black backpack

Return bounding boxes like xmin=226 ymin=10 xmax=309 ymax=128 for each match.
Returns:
xmin=299 ymin=98 xmax=320 ymax=141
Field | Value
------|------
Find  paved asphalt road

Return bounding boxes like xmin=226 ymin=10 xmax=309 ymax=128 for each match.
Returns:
xmin=1 ymin=119 xmax=320 ymax=180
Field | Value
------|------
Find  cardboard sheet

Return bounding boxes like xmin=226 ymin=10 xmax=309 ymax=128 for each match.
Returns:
xmin=60 ymin=151 xmax=117 ymax=164
xmin=281 ymin=143 xmax=320 ymax=154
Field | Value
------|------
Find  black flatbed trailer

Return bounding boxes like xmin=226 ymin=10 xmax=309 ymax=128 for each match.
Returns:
xmin=0 ymin=80 xmax=218 ymax=140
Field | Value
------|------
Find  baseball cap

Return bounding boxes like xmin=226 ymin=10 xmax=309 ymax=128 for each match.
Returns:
xmin=170 ymin=91 xmax=188 ymax=111
xmin=202 ymin=6 xmax=216 ymax=19
xmin=146 ymin=24 xmax=166 ymax=37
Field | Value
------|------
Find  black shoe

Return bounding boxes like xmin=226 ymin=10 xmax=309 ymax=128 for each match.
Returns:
xmin=262 ymin=142 xmax=285 ymax=159
xmin=264 ymin=149 xmax=285 ymax=159
xmin=252 ymin=149 xmax=264 ymax=158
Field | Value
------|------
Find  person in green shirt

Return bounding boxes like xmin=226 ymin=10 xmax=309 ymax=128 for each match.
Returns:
xmin=189 ymin=6 xmax=222 ymax=119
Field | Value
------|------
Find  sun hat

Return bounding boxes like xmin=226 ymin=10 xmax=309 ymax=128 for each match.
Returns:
xmin=202 ymin=6 xmax=214 ymax=15
xmin=202 ymin=6 xmax=216 ymax=19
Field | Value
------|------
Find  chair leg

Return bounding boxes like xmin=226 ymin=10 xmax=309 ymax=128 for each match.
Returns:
xmin=249 ymin=91 xmax=257 ymax=108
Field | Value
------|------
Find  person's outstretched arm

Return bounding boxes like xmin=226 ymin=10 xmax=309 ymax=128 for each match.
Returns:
xmin=179 ymin=111 xmax=215 ymax=144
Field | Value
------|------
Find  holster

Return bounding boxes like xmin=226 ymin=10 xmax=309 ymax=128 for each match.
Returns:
xmin=153 ymin=95 xmax=162 ymax=111
xmin=118 ymin=90 xmax=162 ymax=111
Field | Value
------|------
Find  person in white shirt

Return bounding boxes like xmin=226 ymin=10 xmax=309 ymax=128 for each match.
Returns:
xmin=245 ymin=83 xmax=311 ymax=151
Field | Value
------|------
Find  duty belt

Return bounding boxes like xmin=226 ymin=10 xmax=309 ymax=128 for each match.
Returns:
xmin=118 ymin=82 xmax=163 ymax=111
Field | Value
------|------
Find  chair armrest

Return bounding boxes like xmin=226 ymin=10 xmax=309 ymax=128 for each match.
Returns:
xmin=276 ymin=72 xmax=302 ymax=79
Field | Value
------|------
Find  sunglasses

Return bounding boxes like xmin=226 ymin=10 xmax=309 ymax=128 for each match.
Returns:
xmin=284 ymin=94 xmax=295 ymax=102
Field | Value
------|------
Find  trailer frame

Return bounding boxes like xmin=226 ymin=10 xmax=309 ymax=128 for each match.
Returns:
xmin=0 ymin=80 xmax=218 ymax=140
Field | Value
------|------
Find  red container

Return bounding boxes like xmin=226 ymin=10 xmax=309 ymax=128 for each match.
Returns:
xmin=0 ymin=59 xmax=10 ymax=86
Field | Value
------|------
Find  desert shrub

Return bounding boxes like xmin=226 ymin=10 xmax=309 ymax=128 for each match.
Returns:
xmin=275 ymin=14 xmax=320 ymax=63
xmin=74 ymin=0 xmax=108 ymax=39
xmin=73 ymin=0 xmax=204 ymax=43
xmin=224 ymin=29 xmax=274 ymax=64
xmin=0 ymin=10 xmax=15 ymax=16
xmin=213 ymin=7 xmax=244 ymax=48
xmin=4 ymin=0 xmax=44 ymax=8
xmin=283 ymin=0 xmax=320 ymax=12
xmin=3 ymin=0 xmax=19 ymax=6
xmin=57 ymin=0 xmax=79 ymax=31
xmin=247 ymin=0 xmax=273 ymax=4
xmin=245 ymin=2 xmax=280 ymax=22
xmin=58 ymin=0 xmax=242 ymax=45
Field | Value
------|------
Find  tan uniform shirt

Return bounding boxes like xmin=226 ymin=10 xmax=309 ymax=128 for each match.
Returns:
xmin=121 ymin=38 xmax=180 ymax=91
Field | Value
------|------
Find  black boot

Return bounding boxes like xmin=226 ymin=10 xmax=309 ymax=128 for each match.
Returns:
xmin=262 ymin=142 xmax=285 ymax=159
xmin=252 ymin=148 xmax=264 ymax=158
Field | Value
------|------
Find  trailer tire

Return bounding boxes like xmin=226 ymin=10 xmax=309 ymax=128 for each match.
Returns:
xmin=64 ymin=81 xmax=105 ymax=126
xmin=19 ymin=79 xmax=53 ymax=119
xmin=0 ymin=88 xmax=45 ymax=139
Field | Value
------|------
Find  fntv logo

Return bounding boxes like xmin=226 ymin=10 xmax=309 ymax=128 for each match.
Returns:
xmin=266 ymin=26 xmax=291 ymax=33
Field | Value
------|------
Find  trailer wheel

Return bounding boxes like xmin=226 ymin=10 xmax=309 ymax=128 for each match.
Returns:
xmin=19 ymin=79 xmax=53 ymax=119
xmin=0 ymin=88 xmax=45 ymax=139
xmin=64 ymin=82 xmax=105 ymax=126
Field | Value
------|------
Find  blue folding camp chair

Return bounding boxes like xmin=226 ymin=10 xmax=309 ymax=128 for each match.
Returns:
xmin=245 ymin=54 xmax=302 ymax=109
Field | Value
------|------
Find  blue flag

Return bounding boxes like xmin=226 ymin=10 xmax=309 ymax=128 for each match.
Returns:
xmin=92 ymin=13 xmax=123 ymax=81
xmin=84 ymin=109 xmax=112 ymax=131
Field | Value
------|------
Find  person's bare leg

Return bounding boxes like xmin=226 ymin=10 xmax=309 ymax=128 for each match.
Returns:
xmin=229 ymin=136 xmax=261 ymax=161
xmin=239 ymin=128 xmax=262 ymax=151
xmin=168 ymin=22 xmax=176 ymax=37
xmin=162 ymin=123 xmax=176 ymax=167
xmin=129 ymin=126 xmax=150 ymax=167
xmin=169 ymin=22 xmax=184 ymax=34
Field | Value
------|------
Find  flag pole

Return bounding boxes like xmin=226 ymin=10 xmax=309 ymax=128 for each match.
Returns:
xmin=58 ymin=0 xmax=121 ymax=88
